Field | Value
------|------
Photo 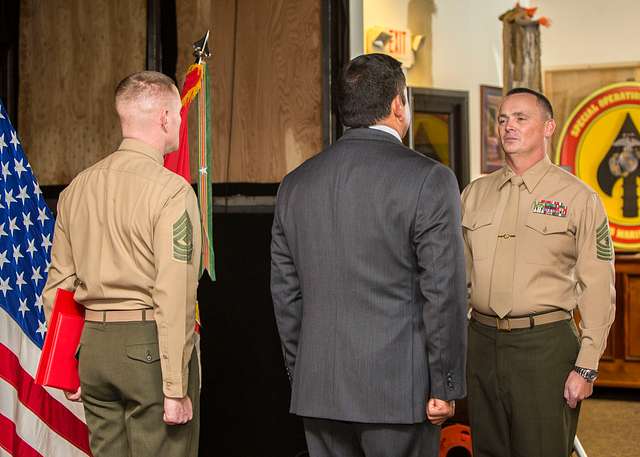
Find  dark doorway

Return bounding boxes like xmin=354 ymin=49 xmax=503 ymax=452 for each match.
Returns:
xmin=0 ymin=0 xmax=19 ymax=124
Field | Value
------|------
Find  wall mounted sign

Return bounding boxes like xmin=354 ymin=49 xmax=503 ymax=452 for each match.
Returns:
xmin=556 ymin=82 xmax=640 ymax=251
xmin=365 ymin=26 xmax=424 ymax=69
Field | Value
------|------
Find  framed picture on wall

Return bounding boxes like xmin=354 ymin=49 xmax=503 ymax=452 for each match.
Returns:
xmin=480 ymin=85 xmax=503 ymax=174
xmin=405 ymin=87 xmax=470 ymax=190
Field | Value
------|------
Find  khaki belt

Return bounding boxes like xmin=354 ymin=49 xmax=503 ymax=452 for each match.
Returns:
xmin=85 ymin=308 xmax=155 ymax=322
xmin=471 ymin=309 xmax=571 ymax=331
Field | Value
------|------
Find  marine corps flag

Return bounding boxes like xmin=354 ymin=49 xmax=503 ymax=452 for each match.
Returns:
xmin=164 ymin=32 xmax=216 ymax=280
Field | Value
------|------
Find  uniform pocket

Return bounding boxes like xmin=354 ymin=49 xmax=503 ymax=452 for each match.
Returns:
xmin=523 ymin=213 xmax=571 ymax=265
xmin=462 ymin=211 xmax=495 ymax=260
xmin=125 ymin=342 xmax=160 ymax=364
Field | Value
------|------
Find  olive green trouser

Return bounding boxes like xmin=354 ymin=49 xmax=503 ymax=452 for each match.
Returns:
xmin=467 ymin=318 xmax=581 ymax=457
xmin=78 ymin=321 xmax=199 ymax=457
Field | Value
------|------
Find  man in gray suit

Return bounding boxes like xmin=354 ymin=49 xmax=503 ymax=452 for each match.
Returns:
xmin=271 ymin=54 xmax=467 ymax=457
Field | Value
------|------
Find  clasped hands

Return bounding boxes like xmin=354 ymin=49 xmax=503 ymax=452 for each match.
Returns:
xmin=426 ymin=398 xmax=455 ymax=425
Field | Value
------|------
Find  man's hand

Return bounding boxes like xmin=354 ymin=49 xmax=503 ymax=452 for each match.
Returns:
xmin=426 ymin=398 xmax=455 ymax=425
xmin=64 ymin=386 xmax=82 ymax=402
xmin=163 ymin=396 xmax=193 ymax=425
xmin=564 ymin=371 xmax=593 ymax=409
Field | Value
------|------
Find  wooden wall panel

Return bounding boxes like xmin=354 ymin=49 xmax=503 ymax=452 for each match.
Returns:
xmin=544 ymin=63 xmax=640 ymax=154
xmin=176 ymin=0 xmax=235 ymax=184
xmin=597 ymin=256 xmax=640 ymax=388
xmin=18 ymin=0 xmax=146 ymax=185
xmin=176 ymin=0 xmax=323 ymax=183
xmin=626 ymin=275 xmax=640 ymax=360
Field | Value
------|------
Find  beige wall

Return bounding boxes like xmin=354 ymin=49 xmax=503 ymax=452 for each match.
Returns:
xmin=431 ymin=0 xmax=520 ymax=180
xmin=356 ymin=0 xmax=522 ymax=180
xmin=355 ymin=0 xmax=640 ymax=181
xmin=362 ymin=0 xmax=434 ymax=87
xmin=535 ymin=0 xmax=640 ymax=69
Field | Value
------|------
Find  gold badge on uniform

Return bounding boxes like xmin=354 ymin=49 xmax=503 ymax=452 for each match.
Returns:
xmin=596 ymin=219 xmax=614 ymax=261
xmin=173 ymin=210 xmax=193 ymax=263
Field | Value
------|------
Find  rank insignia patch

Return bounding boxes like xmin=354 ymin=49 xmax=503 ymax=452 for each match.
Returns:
xmin=596 ymin=220 xmax=614 ymax=261
xmin=531 ymin=200 xmax=568 ymax=217
xmin=173 ymin=210 xmax=193 ymax=263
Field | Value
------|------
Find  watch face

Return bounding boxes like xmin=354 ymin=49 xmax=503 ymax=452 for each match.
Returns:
xmin=576 ymin=367 xmax=598 ymax=382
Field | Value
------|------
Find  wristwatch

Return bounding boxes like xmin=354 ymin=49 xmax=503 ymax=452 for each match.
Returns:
xmin=574 ymin=366 xmax=598 ymax=383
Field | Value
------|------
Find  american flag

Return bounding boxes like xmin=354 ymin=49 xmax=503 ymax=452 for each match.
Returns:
xmin=0 ymin=101 xmax=91 ymax=456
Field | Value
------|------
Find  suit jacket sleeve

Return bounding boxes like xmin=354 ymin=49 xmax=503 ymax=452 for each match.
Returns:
xmin=460 ymin=184 xmax=473 ymax=305
xmin=413 ymin=165 xmax=467 ymax=400
xmin=270 ymin=185 xmax=302 ymax=382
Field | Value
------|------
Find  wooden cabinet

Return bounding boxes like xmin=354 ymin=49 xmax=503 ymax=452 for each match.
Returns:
xmin=596 ymin=254 xmax=640 ymax=388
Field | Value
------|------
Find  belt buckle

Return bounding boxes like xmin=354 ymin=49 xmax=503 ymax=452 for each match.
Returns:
xmin=496 ymin=317 xmax=511 ymax=332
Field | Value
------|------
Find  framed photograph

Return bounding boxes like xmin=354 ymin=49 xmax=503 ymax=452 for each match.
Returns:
xmin=480 ymin=85 xmax=503 ymax=174
xmin=405 ymin=87 xmax=470 ymax=190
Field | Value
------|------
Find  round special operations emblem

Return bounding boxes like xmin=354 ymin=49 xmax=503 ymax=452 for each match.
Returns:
xmin=556 ymin=82 xmax=640 ymax=251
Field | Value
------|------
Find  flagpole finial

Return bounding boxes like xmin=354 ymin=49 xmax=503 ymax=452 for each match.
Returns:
xmin=193 ymin=30 xmax=211 ymax=64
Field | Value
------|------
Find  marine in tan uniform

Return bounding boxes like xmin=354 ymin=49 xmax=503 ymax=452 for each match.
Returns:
xmin=462 ymin=88 xmax=615 ymax=457
xmin=43 ymin=71 xmax=202 ymax=457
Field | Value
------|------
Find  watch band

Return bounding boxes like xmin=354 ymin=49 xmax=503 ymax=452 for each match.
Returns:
xmin=574 ymin=366 xmax=598 ymax=382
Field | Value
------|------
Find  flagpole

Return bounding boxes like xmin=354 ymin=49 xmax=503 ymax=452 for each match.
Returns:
xmin=193 ymin=31 xmax=216 ymax=281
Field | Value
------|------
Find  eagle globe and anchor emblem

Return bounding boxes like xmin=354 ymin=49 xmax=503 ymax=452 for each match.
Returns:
xmin=556 ymin=82 xmax=640 ymax=251
xmin=598 ymin=114 xmax=640 ymax=218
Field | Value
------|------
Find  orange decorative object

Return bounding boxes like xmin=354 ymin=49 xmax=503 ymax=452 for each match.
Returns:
xmin=439 ymin=424 xmax=473 ymax=457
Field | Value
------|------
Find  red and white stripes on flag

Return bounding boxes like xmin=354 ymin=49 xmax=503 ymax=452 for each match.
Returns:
xmin=0 ymin=306 xmax=91 ymax=456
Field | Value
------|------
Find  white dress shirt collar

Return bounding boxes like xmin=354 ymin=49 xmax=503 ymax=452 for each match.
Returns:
xmin=368 ymin=124 xmax=402 ymax=142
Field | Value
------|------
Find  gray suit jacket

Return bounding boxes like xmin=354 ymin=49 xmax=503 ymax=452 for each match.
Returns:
xmin=271 ymin=127 xmax=467 ymax=424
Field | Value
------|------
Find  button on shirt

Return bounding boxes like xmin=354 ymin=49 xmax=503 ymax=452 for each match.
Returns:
xmin=461 ymin=154 xmax=615 ymax=369
xmin=43 ymin=139 xmax=202 ymax=398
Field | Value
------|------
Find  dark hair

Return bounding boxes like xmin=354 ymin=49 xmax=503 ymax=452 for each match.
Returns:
xmin=506 ymin=87 xmax=554 ymax=119
xmin=338 ymin=54 xmax=407 ymax=128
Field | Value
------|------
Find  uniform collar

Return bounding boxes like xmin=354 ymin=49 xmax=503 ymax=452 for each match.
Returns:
xmin=498 ymin=154 xmax=552 ymax=193
xmin=117 ymin=138 xmax=165 ymax=165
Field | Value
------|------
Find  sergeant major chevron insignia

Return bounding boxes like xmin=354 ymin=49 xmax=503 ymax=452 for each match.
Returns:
xmin=596 ymin=220 xmax=613 ymax=261
xmin=173 ymin=210 xmax=193 ymax=263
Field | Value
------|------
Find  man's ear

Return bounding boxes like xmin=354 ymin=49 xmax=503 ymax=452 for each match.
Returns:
xmin=160 ymin=109 xmax=169 ymax=132
xmin=544 ymin=118 xmax=556 ymax=138
xmin=391 ymin=94 xmax=405 ymax=120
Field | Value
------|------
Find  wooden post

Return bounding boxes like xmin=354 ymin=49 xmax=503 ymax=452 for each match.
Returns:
xmin=499 ymin=5 xmax=548 ymax=94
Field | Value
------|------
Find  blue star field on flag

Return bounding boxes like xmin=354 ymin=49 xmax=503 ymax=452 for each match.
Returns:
xmin=0 ymin=101 xmax=55 ymax=349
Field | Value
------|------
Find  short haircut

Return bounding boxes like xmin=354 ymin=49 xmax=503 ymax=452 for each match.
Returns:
xmin=115 ymin=71 xmax=176 ymax=111
xmin=338 ymin=53 xmax=407 ymax=128
xmin=506 ymin=87 xmax=554 ymax=119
